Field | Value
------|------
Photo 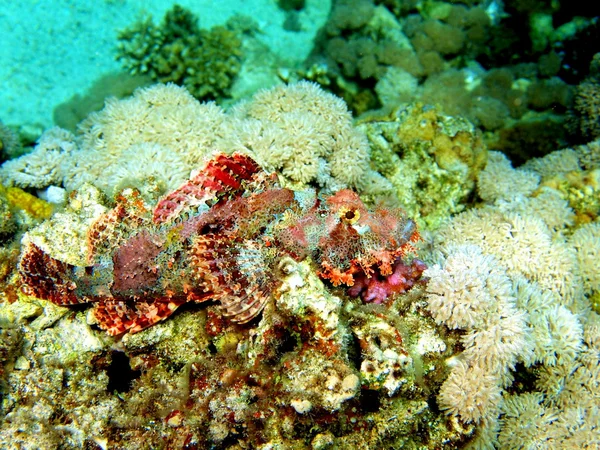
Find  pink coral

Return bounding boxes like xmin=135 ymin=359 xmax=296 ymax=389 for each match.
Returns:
xmin=347 ymin=258 xmax=427 ymax=304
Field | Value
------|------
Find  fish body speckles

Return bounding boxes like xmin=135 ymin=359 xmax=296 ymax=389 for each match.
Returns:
xmin=19 ymin=153 xmax=425 ymax=335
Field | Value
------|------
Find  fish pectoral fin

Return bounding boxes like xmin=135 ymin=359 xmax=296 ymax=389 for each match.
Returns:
xmin=92 ymin=298 xmax=186 ymax=335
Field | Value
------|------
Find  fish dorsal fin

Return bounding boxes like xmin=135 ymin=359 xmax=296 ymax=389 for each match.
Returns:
xmin=153 ymin=152 xmax=261 ymax=224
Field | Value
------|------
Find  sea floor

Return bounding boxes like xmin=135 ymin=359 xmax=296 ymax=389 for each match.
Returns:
xmin=0 ymin=0 xmax=328 ymax=129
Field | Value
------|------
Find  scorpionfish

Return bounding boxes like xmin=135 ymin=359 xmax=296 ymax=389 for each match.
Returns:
xmin=19 ymin=153 xmax=425 ymax=335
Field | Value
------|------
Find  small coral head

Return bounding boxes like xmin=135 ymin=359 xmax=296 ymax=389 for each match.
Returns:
xmin=347 ymin=258 xmax=428 ymax=304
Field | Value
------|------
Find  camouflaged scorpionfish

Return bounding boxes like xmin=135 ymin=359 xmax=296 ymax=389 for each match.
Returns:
xmin=19 ymin=153 xmax=425 ymax=335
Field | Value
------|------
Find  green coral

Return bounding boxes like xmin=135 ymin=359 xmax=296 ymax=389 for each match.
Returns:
xmin=0 ymin=121 xmax=22 ymax=162
xmin=117 ymin=5 xmax=242 ymax=101
xmin=358 ymin=103 xmax=487 ymax=230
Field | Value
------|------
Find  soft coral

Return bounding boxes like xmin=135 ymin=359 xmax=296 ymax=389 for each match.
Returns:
xmin=347 ymin=258 xmax=427 ymax=304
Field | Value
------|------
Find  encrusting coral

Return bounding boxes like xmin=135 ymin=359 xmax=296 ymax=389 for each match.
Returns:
xmin=358 ymin=103 xmax=487 ymax=229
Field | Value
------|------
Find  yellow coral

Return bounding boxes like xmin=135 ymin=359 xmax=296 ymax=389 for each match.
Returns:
xmin=2 ymin=186 xmax=53 ymax=219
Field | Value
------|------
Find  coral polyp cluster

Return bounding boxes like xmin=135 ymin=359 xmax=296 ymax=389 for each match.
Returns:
xmin=18 ymin=152 xmax=424 ymax=335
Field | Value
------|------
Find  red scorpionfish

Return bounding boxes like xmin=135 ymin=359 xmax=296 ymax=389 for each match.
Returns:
xmin=19 ymin=153 xmax=425 ymax=335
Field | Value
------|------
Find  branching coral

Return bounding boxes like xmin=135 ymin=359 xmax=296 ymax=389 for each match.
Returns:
xmin=117 ymin=5 xmax=242 ymax=101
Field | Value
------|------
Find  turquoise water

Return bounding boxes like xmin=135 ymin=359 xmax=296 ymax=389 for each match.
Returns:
xmin=0 ymin=0 xmax=329 ymax=128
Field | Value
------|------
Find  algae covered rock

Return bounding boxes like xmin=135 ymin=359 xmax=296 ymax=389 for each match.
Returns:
xmin=358 ymin=103 xmax=487 ymax=229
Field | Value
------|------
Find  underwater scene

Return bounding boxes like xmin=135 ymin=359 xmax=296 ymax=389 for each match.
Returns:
xmin=0 ymin=0 xmax=599 ymax=448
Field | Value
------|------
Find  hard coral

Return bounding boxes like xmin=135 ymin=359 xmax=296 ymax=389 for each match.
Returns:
xmin=19 ymin=153 xmax=425 ymax=335
xmin=117 ymin=5 xmax=242 ymax=101
xmin=358 ymin=103 xmax=487 ymax=229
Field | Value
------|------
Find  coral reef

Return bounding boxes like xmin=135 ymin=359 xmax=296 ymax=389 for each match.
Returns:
xmin=0 ymin=82 xmax=381 ymax=199
xmin=2 ymin=0 xmax=600 ymax=443
xmin=2 ymin=156 xmax=447 ymax=448
xmin=358 ymin=103 xmax=487 ymax=229
xmin=117 ymin=5 xmax=242 ymax=101
xmin=2 ymin=97 xmax=599 ymax=450
xmin=296 ymin=0 xmax=600 ymax=168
